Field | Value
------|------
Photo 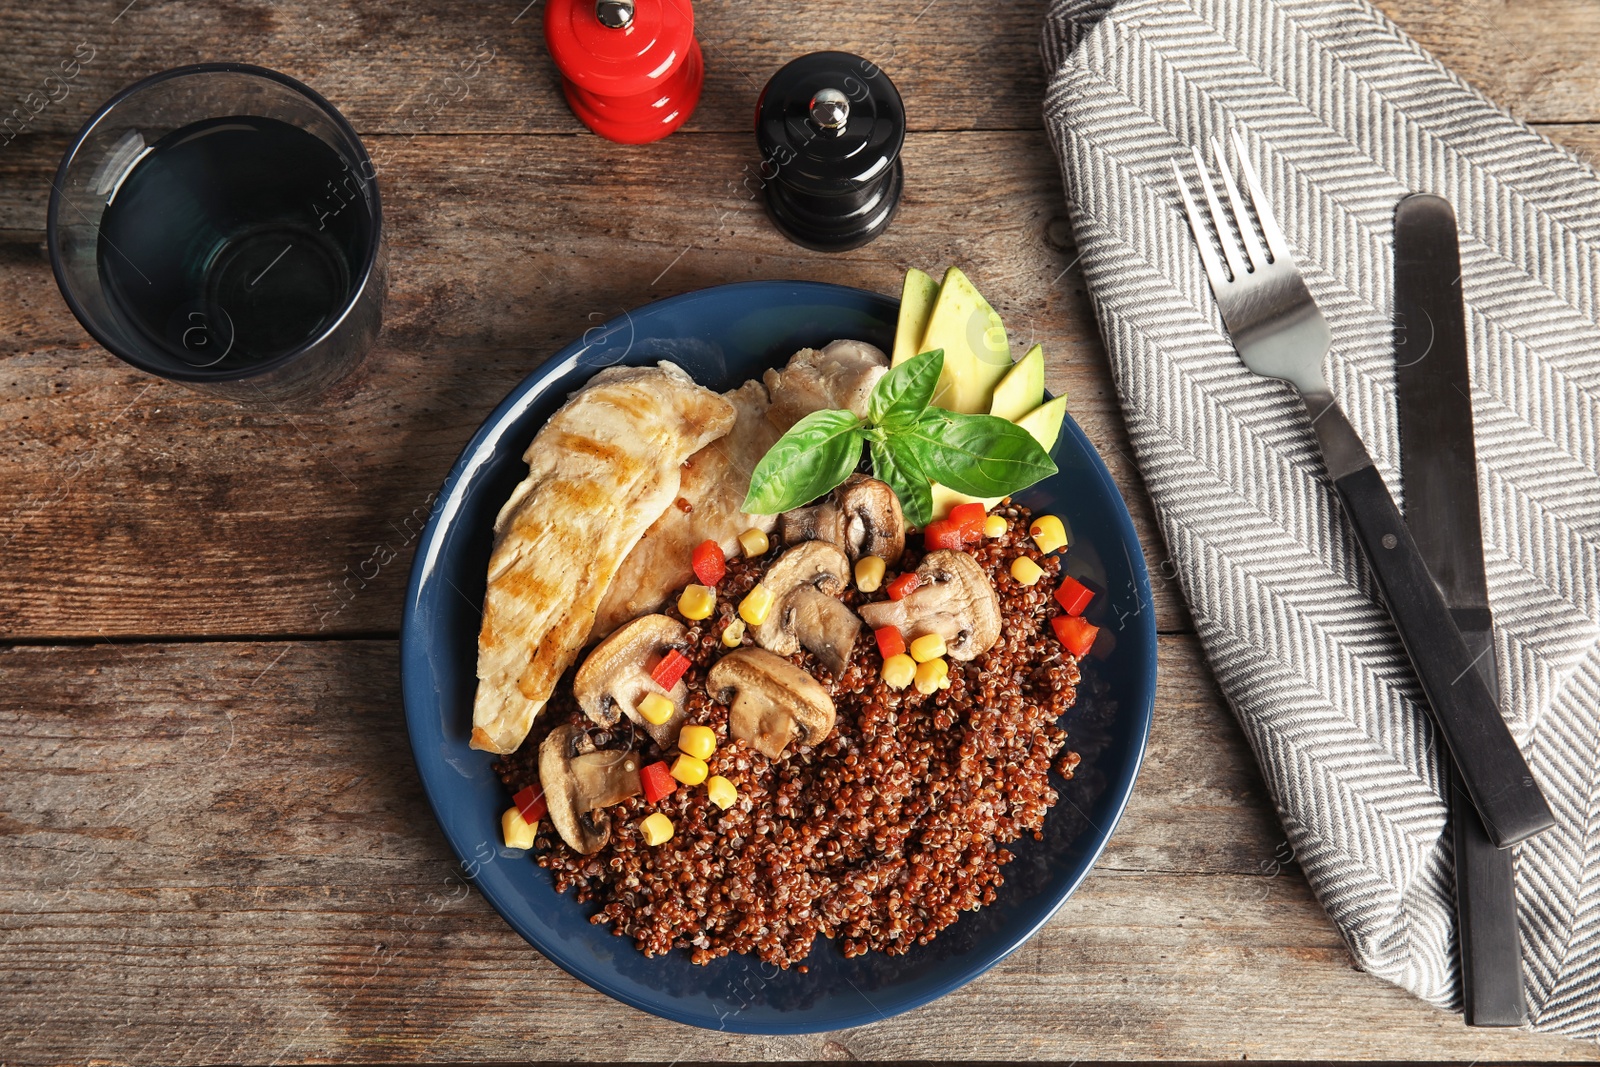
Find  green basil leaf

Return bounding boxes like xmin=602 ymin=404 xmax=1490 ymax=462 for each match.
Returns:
xmin=870 ymin=438 xmax=933 ymax=528
xmin=742 ymin=409 xmax=865 ymax=514
xmin=867 ymin=349 xmax=943 ymax=432
xmin=897 ymin=410 xmax=1058 ymax=498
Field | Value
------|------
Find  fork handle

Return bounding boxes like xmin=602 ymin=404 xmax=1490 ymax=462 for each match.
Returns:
xmin=1305 ymin=396 xmax=1554 ymax=848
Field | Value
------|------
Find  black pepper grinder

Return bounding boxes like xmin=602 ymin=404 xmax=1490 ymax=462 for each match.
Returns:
xmin=755 ymin=51 xmax=905 ymax=252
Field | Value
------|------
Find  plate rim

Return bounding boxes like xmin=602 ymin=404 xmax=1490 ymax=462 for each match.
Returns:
xmin=399 ymin=278 xmax=1157 ymax=1033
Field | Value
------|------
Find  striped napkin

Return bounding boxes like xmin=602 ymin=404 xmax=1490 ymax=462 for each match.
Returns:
xmin=1041 ymin=0 xmax=1600 ymax=1036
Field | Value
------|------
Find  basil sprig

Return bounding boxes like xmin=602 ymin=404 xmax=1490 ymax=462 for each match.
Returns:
xmin=741 ymin=349 xmax=1058 ymax=527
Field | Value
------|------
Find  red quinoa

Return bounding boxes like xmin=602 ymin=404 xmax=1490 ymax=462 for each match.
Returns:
xmin=496 ymin=501 xmax=1080 ymax=968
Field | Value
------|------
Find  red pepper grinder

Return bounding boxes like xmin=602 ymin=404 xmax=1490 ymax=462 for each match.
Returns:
xmin=544 ymin=0 xmax=704 ymax=145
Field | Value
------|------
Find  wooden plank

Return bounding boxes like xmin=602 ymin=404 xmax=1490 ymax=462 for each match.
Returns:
xmin=0 ymin=0 xmax=1055 ymax=143
xmin=2 ymin=86 xmax=1596 ymax=647
xmin=0 ymin=0 xmax=1597 ymax=153
xmin=0 ymin=4 xmax=1595 ymax=1064
xmin=1373 ymin=0 xmax=1600 ymax=125
xmin=0 ymin=128 xmax=1184 ymax=640
xmin=1 ymin=638 xmax=1591 ymax=1063
xmin=1525 ymin=122 xmax=1600 ymax=172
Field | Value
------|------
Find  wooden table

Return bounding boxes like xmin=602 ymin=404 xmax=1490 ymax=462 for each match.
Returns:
xmin=3 ymin=1 xmax=1598 ymax=1062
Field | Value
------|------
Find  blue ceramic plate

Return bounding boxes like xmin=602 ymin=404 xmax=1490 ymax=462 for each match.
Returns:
xmin=401 ymin=280 xmax=1156 ymax=1033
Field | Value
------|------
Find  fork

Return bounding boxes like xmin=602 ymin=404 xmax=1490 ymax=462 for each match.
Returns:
xmin=1173 ymin=132 xmax=1554 ymax=848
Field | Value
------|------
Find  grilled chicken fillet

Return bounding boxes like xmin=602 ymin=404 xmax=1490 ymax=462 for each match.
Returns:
xmin=470 ymin=362 xmax=735 ymax=754
xmin=592 ymin=379 xmax=782 ymax=638
xmin=762 ymin=339 xmax=888 ymax=433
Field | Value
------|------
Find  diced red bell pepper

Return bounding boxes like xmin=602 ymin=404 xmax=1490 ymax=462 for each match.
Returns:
xmin=513 ymin=784 xmax=547 ymax=824
xmin=639 ymin=760 xmax=676 ymax=804
xmin=886 ymin=571 xmax=920 ymax=601
xmin=949 ymin=503 xmax=987 ymax=542
xmin=691 ymin=539 xmax=726 ymax=586
xmin=1051 ymin=614 xmax=1100 ymax=658
xmin=923 ymin=519 xmax=966 ymax=551
xmin=874 ymin=625 xmax=906 ymax=659
xmin=650 ymin=648 xmax=692 ymax=691
xmin=1054 ymin=575 xmax=1095 ymax=616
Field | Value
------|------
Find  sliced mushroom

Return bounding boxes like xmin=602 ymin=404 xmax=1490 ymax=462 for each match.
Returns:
xmin=857 ymin=549 xmax=1001 ymax=661
xmin=752 ymin=540 xmax=861 ymax=676
xmin=573 ymin=614 xmax=690 ymax=747
xmin=539 ymin=723 xmax=642 ymax=854
xmin=706 ymin=648 xmax=835 ymax=760
xmin=779 ymin=474 xmax=906 ymax=566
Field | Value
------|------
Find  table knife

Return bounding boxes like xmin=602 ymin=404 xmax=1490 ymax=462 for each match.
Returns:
xmin=1176 ymin=137 xmax=1553 ymax=847
xmin=1395 ymin=192 xmax=1526 ymax=1027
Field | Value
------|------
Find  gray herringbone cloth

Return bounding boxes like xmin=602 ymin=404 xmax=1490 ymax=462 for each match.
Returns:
xmin=1042 ymin=0 xmax=1600 ymax=1037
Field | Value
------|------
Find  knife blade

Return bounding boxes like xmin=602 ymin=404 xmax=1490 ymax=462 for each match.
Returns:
xmin=1394 ymin=192 xmax=1525 ymax=1027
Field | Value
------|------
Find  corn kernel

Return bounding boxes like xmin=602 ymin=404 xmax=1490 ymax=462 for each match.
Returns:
xmin=1030 ymin=514 xmax=1069 ymax=554
xmin=1010 ymin=556 xmax=1046 ymax=585
xmin=638 ymin=692 xmax=676 ymax=726
xmin=739 ymin=584 xmax=774 ymax=626
xmin=721 ymin=617 xmax=746 ymax=647
xmin=881 ymin=653 xmax=917 ymax=689
xmin=706 ymin=775 xmax=738 ymax=810
xmin=983 ymin=514 xmax=1008 ymax=538
xmin=914 ymin=657 xmax=949 ymax=695
xmin=738 ymin=527 xmax=769 ymax=558
xmin=670 ymin=753 xmax=708 ymax=786
xmin=909 ymin=632 xmax=947 ymax=662
xmin=678 ymin=724 xmax=717 ymax=761
xmin=678 ymin=583 xmax=716 ymax=621
xmin=501 ymin=806 xmax=535 ymax=850
xmin=854 ymin=554 xmax=886 ymax=593
xmin=640 ymin=812 xmax=674 ymax=846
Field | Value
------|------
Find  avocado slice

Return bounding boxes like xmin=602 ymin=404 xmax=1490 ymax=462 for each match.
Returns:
xmin=891 ymin=268 xmax=941 ymax=367
xmin=927 ymin=482 xmax=1003 ymax=519
xmin=990 ymin=343 xmax=1045 ymax=421
xmin=920 ymin=266 xmax=1010 ymax=413
xmin=1013 ymin=394 xmax=1068 ymax=454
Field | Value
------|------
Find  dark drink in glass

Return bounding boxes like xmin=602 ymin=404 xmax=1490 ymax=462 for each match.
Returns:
xmin=49 ymin=65 xmax=384 ymax=403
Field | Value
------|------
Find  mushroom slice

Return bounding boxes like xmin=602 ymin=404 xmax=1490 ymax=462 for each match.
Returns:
xmin=857 ymin=549 xmax=1001 ymax=661
xmin=779 ymin=475 xmax=906 ymax=566
xmin=706 ymin=648 xmax=836 ymax=760
xmin=573 ymin=614 xmax=690 ymax=747
xmin=752 ymin=541 xmax=861 ymax=677
xmin=539 ymin=723 xmax=642 ymax=854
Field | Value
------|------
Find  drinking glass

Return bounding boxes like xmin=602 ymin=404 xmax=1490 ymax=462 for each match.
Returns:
xmin=48 ymin=63 xmax=385 ymax=403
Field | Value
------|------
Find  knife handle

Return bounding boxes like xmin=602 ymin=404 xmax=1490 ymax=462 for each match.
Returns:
xmin=1440 ymin=611 xmax=1528 ymax=1023
xmin=1453 ymin=772 xmax=1527 ymax=1025
xmin=1334 ymin=463 xmax=1551 ymax=846
xmin=1450 ymin=624 xmax=1526 ymax=1025
xmin=1307 ymin=402 xmax=1554 ymax=848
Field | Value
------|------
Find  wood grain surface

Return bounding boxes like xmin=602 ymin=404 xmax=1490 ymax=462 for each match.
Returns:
xmin=1 ymin=0 xmax=1598 ymax=1062
xmin=2 ymin=638 xmax=1593 ymax=1064
xmin=0 ymin=127 xmax=1169 ymax=640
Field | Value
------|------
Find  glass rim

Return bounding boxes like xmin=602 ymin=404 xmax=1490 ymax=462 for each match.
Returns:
xmin=46 ymin=62 xmax=385 ymax=385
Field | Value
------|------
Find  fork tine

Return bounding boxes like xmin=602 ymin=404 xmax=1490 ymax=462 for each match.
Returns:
xmin=1190 ymin=146 xmax=1249 ymax=283
xmin=1211 ymin=136 xmax=1267 ymax=272
xmin=1171 ymin=157 xmax=1229 ymax=290
xmin=1230 ymin=129 xmax=1291 ymax=264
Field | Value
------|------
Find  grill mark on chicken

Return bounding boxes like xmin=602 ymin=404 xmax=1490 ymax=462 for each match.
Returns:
xmin=470 ymin=362 xmax=735 ymax=754
xmin=591 ymin=379 xmax=783 ymax=638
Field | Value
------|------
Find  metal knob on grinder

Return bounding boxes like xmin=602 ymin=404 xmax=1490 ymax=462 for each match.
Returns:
xmin=544 ymin=0 xmax=704 ymax=144
xmin=755 ymin=51 xmax=905 ymax=252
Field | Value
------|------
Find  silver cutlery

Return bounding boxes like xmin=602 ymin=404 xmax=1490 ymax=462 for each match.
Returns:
xmin=1172 ymin=133 xmax=1553 ymax=848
